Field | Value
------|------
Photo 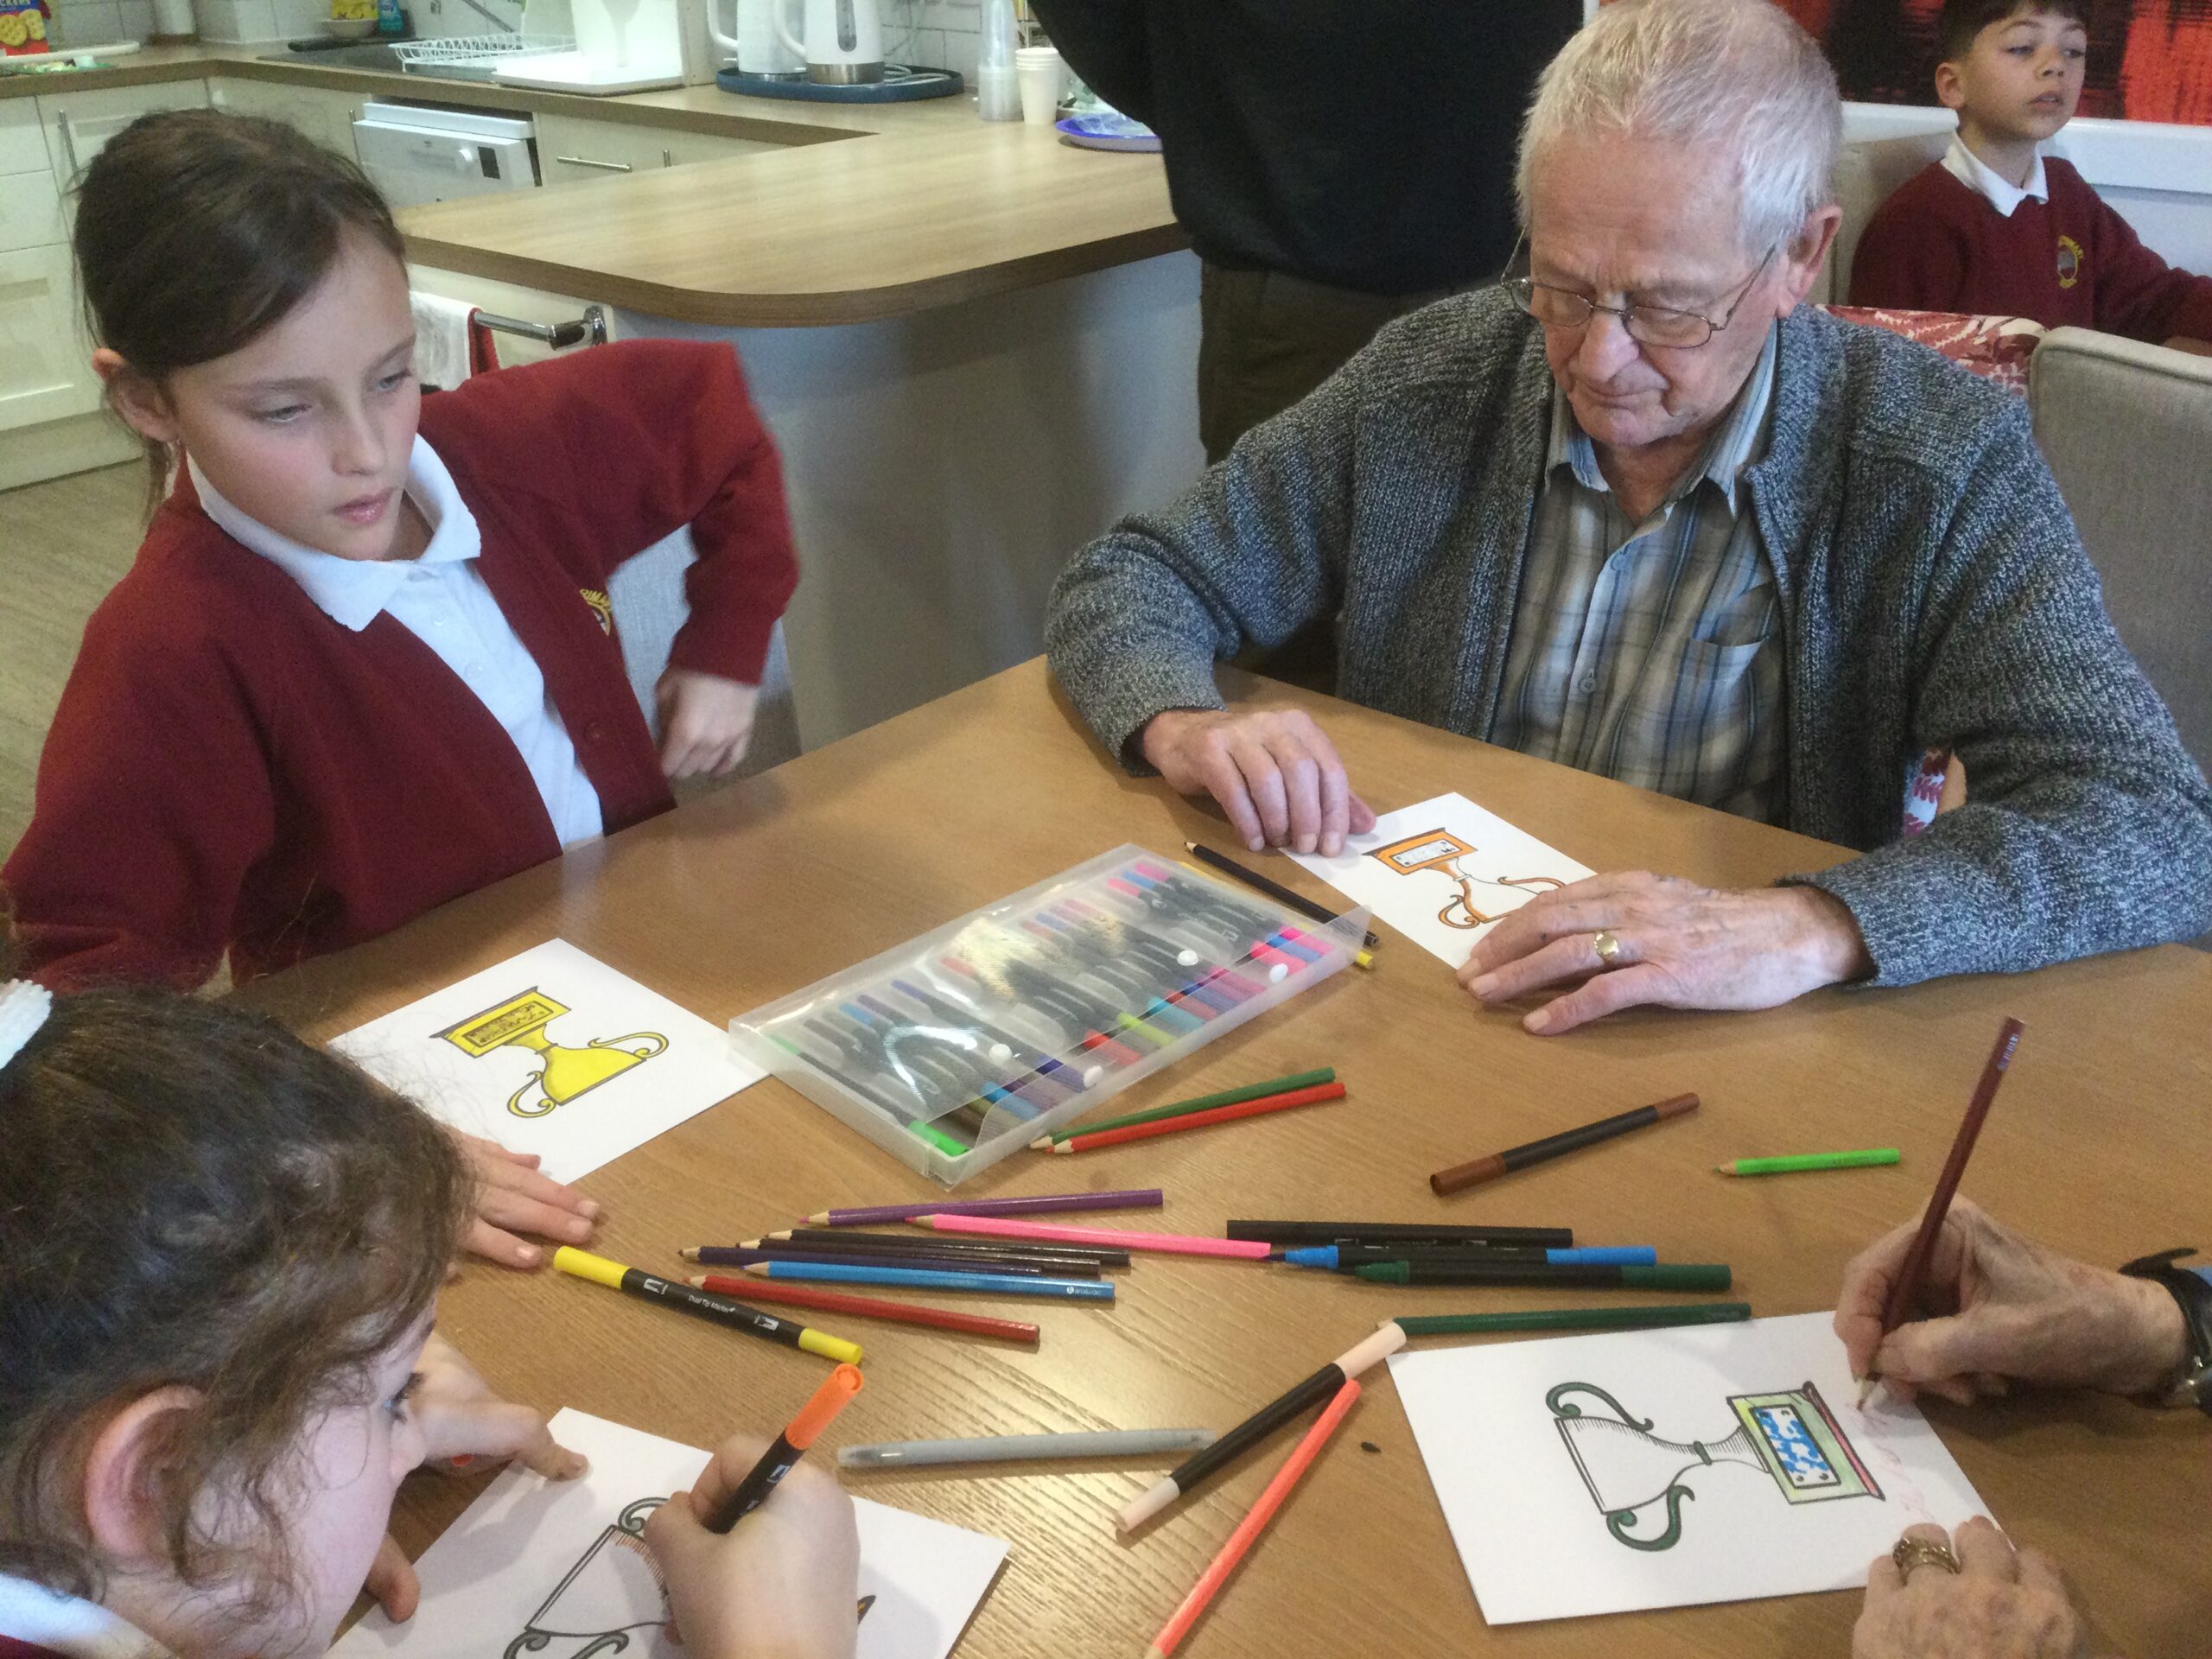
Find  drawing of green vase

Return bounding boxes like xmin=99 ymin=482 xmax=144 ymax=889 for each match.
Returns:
xmin=505 ymin=1497 xmax=670 ymax=1659
xmin=1548 ymin=1379 xmax=1883 ymax=1552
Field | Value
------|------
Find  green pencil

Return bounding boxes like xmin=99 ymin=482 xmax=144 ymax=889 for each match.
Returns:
xmin=1029 ymin=1067 xmax=1337 ymax=1148
xmin=1355 ymin=1261 xmax=1732 ymax=1290
xmin=1717 ymin=1148 xmax=1900 ymax=1176
xmin=1394 ymin=1303 xmax=1753 ymax=1337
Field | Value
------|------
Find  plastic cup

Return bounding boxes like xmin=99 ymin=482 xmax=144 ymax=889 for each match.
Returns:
xmin=1016 ymin=45 xmax=1064 ymax=127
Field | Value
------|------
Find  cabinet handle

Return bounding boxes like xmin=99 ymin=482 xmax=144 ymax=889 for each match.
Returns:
xmin=662 ymin=147 xmax=672 ymax=168
xmin=553 ymin=154 xmax=632 ymax=172
xmin=54 ymin=110 xmax=79 ymax=182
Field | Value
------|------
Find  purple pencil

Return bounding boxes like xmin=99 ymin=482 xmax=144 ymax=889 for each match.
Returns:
xmin=804 ymin=1189 xmax=1166 ymax=1227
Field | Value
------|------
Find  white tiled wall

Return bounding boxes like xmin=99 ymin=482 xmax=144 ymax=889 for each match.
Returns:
xmin=193 ymin=0 xmax=280 ymax=39
xmin=45 ymin=0 xmax=156 ymax=45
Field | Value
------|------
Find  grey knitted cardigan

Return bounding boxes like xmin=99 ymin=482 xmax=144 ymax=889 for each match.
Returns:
xmin=1045 ymin=289 xmax=2212 ymax=987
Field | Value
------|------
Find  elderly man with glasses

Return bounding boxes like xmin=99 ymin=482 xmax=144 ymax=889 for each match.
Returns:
xmin=1044 ymin=0 xmax=2212 ymax=1031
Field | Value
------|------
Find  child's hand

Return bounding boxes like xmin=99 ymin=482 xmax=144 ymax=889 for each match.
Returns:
xmin=412 ymin=1333 xmax=590 ymax=1480
xmin=656 ymin=671 xmax=760 ymax=780
xmin=449 ymin=1129 xmax=601 ymax=1269
xmin=643 ymin=1434 xmax=861 ymax=1659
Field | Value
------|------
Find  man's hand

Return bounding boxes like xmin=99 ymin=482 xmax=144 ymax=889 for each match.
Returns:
xmin=657 ymin=671 xmax=760 ymax=780
xmin=1853 ymin=1519 xmax=2087 ymax=1659
xmin=1834 ymin=1198 xmax=2190 ymax=1404
xmin=1456 ymin=874 xmax=1872 ymax=1034
xmin=450 ymin=1130 xmax=601 ymax=1269
xmin=1140 ymin=708 xmax=1376 ymax=856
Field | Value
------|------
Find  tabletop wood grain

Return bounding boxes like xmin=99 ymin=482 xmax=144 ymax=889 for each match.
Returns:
xmin=243 ymin=658 xmax=2212 ymax=1659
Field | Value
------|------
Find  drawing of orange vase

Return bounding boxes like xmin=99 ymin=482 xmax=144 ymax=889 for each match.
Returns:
xmin=1368 ymin=830 xmax=1565 ymax=929
xmin=505 ymin=1497 xmax=874 ymax=1659
xmin=438 ymin=986 xmax=667 ymax=1118
xmin=1548 ymin=1379 xmax=1883 ymax=1551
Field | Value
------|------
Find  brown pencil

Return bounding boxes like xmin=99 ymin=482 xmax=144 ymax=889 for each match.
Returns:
xmin=1857 ymin=1016 xmax=2024 ymax=1405
xmin=1429 ymin=1093 xmax=1700 ymax=1196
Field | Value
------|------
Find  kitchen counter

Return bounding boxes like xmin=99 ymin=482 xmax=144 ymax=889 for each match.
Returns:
xmin=2 ymin=42 xmax=1184 ymax=327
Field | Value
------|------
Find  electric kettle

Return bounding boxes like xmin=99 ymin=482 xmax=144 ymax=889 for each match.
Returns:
xmin=776 ymin=0 xmax=882 ymax=83
xmin=707 ymin=0 xmax=802 ymax=77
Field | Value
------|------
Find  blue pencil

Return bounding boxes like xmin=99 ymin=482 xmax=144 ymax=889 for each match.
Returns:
xmin=1281 ymin=1244 xmax=1659 ymax=1270
xmin=739 ymin=1261 xmax=1115 ymax=1301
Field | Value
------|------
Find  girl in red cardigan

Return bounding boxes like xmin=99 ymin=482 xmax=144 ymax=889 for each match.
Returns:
xmin=3 ymin=111 xmax=799 ymax=1266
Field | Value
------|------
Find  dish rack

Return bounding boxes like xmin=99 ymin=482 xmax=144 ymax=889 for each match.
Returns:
xmin=391 ymin=33 xmax=575 ymax=77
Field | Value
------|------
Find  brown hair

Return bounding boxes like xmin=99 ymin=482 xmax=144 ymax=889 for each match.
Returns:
xmin=1939 ymin=0 xmax=2089 ymax=61
xmin=0 ymin=916 xmax=468 ymax=1617
xmin=70 ymin=109 xmax=408 ymax=506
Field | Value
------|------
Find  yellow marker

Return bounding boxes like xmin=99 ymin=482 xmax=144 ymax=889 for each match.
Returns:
xmin=553 ymin=1246 xmax=862 ymax=1364
xmin=1116 ymin=1011 xmax=1178 ymax=1046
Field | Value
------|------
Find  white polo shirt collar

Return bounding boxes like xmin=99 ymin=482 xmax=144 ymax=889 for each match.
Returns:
xmin=188 ymin=436 xmax=482 ymax=632
xmin=1941 ymin=132 xmax=2049 ymax=217
xmin=0 ymin=1573 xmax=174 ymax=1659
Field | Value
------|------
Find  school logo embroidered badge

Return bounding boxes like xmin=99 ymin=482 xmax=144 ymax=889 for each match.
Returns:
xmin=580 ymin=588 xmax=614 ymax=634
xmin=2056 ymin=234 xmax=2084 ymax=289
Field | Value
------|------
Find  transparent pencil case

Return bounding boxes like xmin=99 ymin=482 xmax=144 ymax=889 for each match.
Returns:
xmin=731 ymin=844 xmax=1367 ymax=1185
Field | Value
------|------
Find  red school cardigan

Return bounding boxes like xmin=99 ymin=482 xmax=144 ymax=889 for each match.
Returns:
xmin=3 ymin=340 xmax=798 ymax=991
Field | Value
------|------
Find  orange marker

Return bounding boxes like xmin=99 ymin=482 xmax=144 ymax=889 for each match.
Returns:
xmin=705 ymin=1363 xmax=865 ymax=1534
xmin=1146 ymin=1377 xmax=1361 ymax=1657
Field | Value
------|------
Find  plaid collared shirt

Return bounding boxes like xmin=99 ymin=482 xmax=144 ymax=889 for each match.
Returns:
xmin=1488 ymin=324 xmax=1788 ymax=823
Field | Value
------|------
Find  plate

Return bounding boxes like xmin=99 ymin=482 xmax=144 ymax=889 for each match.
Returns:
xmin=1054 ymin=111 xmax=1160 ymax=153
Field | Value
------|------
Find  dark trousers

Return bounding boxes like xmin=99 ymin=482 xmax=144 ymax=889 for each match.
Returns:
xmin=1197 ymin=262 xmax=1460 ymax=690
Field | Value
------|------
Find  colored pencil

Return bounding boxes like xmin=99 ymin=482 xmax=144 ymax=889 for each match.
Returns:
xmin=553 ymin=1247 xmax=862 ymax=1363
xmin=1859 ymin=1016 xmax=2024 ymax=1405
xmin=806 ymin=1189 xmax=1164 ymax=1226
xmin=1046 ymin=1084 xmax=1348 ymax=1154
xmin=1394 ymin=1303 xmax=1753 ymax=1337
xmin=683 ymin=1245 xmax=1095 ymax=1279
xmin=738 ymin=1260 xmax=1114 ymax=1301
xmin=1355 ymin=1260 xmax=1731 ymax=1289
xmin=705 ymin=1363 xmax=864 ymax=1533
xmin=1031 ymin=1070 xmax=1338 ymax=1147
xmin=1182 ymin=841 xmax=1381 ymax=948
xmin=1282 ymin=1244 xmax=1656 ymax=1270
xmin=913 ymin=1213 xmax=1272 ymax=1260
xmin=1146 ymin=1378 xmax=1361 ymax=1659
xmin=836 ymin=1428 xmax=1216 ymax=1469
xmin=1229 ymin=1219 xmax=1574 ymax=1248
xmin=690 ymin=1274 xmax=1039 ymax=1344
xmin=1718 ymin=1148 xmax=1901 ymax=1176
xmin=1116 ymin=1322 xmax=1404 ymax=1533
xmin=763 ymin=1229 xmax=1131 ymax=1267
xmin=1429 ymin=1092 xmax=1701 ymax=1196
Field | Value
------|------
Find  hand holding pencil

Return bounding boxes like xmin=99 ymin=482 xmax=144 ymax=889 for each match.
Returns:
xmin=1834 ymin=1198 xmax=2190 ymax=1405
xmin=644 ymin=1432 xmax=861 ymax=1659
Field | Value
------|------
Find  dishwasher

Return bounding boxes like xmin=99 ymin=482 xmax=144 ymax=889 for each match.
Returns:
xmin=352 ymin=99 xmax=540 ymax=207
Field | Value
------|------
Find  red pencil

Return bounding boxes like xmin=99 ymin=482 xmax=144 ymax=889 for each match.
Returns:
xmin=1147 ymin=1377 xmax=1362 ymax=1658
xmin=1859 ymin=1015 xmax=2024 ymax=1404
xmin=1050 ymin=1083 xmax=1350 ymax=1154
xmin=690 ymin=1274 xmax=1040 ymax=1344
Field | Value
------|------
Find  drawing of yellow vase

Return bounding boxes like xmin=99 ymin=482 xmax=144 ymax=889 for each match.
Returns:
xmin=1548 ymin=1379 xmax=1882 ymax=1551
xmin=438 ymin=987 xmax=667 ymax=1119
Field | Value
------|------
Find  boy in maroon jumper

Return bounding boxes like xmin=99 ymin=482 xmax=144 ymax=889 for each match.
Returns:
xmin=1848 ymin=0 xmax=2212 ymax=353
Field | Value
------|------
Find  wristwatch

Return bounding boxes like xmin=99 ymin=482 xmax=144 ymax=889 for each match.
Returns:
xmin=2120 ymin=1247 xmax=2212 ymax=1414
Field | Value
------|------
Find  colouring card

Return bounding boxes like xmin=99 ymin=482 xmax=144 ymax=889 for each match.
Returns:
xmin=1287 ymin=793 xmax=1593 ymax=968
xmin=331 ymin=939 xmax=763 ymax=1184
xmin=1386 ymin=1312 xmax=1988 ymax=1625
xmin=330 ymin=1408 xmax=1010 ymax=1659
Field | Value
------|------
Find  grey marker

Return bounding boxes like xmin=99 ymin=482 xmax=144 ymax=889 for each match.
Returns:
xmin=836 ymin=1427 xmax=1217 ymax=1469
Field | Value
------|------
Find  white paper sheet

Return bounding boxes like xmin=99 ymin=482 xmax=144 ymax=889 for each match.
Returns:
xmin=331 ymin=939 xmax=763 ymax=1184
xmin=1287 ymin=792 xmax=1594 ymax=968
xmin=330 ymin=1409 xmax=1009 ymax=1659
xmin=1386 ymin=1312 xmax=1988 ymax=1625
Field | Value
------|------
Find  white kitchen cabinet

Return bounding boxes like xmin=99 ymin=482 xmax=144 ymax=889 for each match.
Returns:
xmin=207 ymin=76 xmax=365 ymax=160
xmin=35 ymin=78 xmax=209 ymax=190
xmin=535 ymin=110 xmax=774 ymax=182
xmin=0 ymin=242 xmax=103 ymax=431
xmin=0 ymin=99 xmax=52 ymax=175
xmin=0 ymin=166 xmax=64 ymax=254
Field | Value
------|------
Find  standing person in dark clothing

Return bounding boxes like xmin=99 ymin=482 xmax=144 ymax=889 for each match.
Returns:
xmin=1031 ymin=0 xmax=1583 ymax=464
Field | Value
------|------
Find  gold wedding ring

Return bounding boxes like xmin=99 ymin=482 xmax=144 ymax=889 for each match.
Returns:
xmin=1891 ymin=1535 xmax=1962 ymax=1579
xmin=1591 ymin=930 xmax=1623 ymax=965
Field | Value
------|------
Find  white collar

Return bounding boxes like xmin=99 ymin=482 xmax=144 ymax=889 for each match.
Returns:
xmin=0 ymin=1575 xmax=175 ymax=1659
xmin=188 ymin=436 xmax=482 ymax=633
xmin=1942 ymin=132 xmax=2049 ymax=216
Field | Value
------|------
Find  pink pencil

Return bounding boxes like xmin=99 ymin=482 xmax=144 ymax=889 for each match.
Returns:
xmin=911 ymin=1212 xmax=1272 ymax=1260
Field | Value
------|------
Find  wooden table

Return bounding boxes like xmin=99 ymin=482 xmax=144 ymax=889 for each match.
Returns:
xmin=249 ymin=658 xmax=2212 ymax=1659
